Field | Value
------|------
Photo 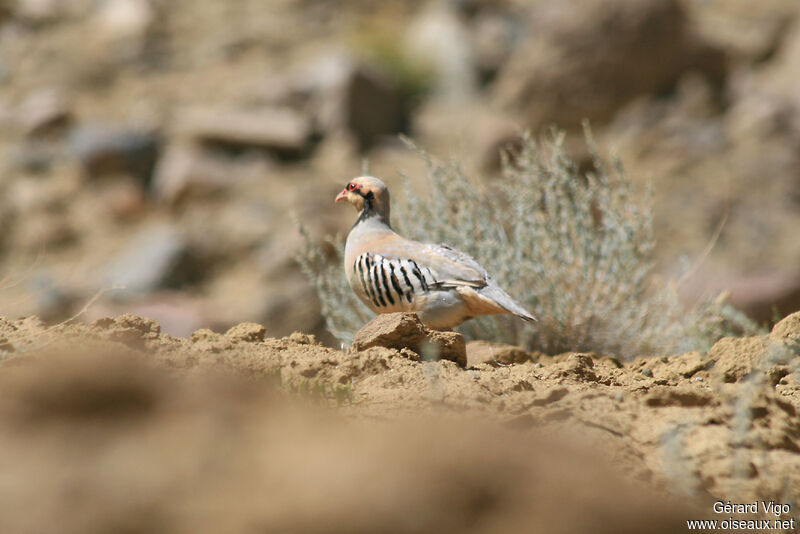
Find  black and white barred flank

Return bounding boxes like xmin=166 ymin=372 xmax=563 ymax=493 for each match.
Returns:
xmin=353 ymin=252 xmax=437 ymax=309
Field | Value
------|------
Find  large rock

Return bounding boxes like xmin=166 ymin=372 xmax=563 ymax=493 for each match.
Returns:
xmin=68 ymin=124 xmax=160 ymax=185
xmin=688 ymin=0 xmax=800 ymax=64
xmin=352 ymin=313 xmax=466 ymax=367
xmin=262 ymin=52 xmax=409 ymax=151
xmin=708 ymin=337 xmax=766 ymax=383
xmin=102 ymin=224 xmax=191 ymax=295
xmin=492 ymin=0 xmax=725 ymax=129
xmin=171 ymin=106 xmax=312 ymax=158
xmin=16 ymin=89 xmax=71 ymax=137
xmin=771 ymin=311 xmax=800 ymax=354
xmin=723 ymin=272 xmax=800 ymax=326
xmin=151 ymin=141 xmax=272 ymax=205
xmin=404 ymin=1 xmax=477 ymax=102
xmin=343 ymin=66 xmax=408 ymax=151
xmin=95 ymin=0 xmax=153 ymax=43
xmin=707 ymin=335 xmax=794 ymax=386
xmin=470 ymin=9 xmax=520 ymax=83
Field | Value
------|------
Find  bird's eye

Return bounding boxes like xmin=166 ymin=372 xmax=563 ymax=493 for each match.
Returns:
xmin=347 ymin=183 xmax=357 ymax=191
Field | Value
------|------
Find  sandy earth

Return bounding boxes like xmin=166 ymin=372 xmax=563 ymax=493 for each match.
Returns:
xmin=0 ymin=312 xmax=798 ymax=533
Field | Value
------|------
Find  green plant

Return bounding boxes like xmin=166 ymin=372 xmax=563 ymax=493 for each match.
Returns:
xmin=299 ymin=126 xmax=761 ymax=358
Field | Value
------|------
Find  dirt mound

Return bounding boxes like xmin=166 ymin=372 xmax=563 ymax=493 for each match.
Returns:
xmin=0 ymin=314 xmax=716 ymax=534
xmin=0 ymin=313 xmax=798 ymax=532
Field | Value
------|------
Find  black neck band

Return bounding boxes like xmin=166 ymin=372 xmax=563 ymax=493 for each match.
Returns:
xmin=355 ymin=191 xmax=375 ymax=225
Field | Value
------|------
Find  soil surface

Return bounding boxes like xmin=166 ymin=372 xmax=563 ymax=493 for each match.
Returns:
xmin=1 ymin=312 xmax=798 ymax=533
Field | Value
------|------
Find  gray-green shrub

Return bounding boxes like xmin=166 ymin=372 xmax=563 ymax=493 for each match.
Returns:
xmin=299 ymin=127 xmax=760 ymax=357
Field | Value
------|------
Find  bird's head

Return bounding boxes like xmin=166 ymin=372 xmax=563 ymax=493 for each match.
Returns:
xmin=335 ymin=175 xmax=390 ymax=220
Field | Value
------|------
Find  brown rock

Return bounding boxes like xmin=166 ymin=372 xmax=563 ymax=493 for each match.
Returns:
xmin=190 ymin=329 xmax=232 ymax=353
xmin=708 ymin=336 xmax=766 ymax=383
xmin=344 ymin=66 xmax=408 ymax=151
xmin=298 ymin=52 xmax=408 ymax=151
xmin=225 ymin=323 xmax=266 ymax=343
xmin=471 ymin=10 xmax=517 ymax=81
xmin=546 ymin=353 xmax=599 ymax=382
xmin=259 ymin=52 xmax=409 ymax=151
xmin=492 ymin=0 xmax=724 ymax=130
xmin=466 ymin=340 xmax=532 ymax=367
xmin=151 ymin=142 xmax=231 ymax=204
xmin=68 ymin=124 xmax=160 ymax=184
xmin=352 ymin=313 xmax=467 ymax=366
xmin=404 ymin=1 xmax=477 ymax=102
xmin=770 ymin=311 xmax=800 ymax=351
xmin=101 ymin=224 xmax=190 ymax=295
xmin=98 ymin=314 xmax=161 ymax=350
xmin=427 ymin=330 xmax=467 ymax=366
xmin=16 ymin=89 xmax=71 ymax=137
xmin=172 ymin=106 xmax=312 ymax=158
xmin=723 ymin=272 xmax=800 ymax=326
xmin=114 ymin=314 xmax=161 ymax=336
xmin=285 ymin=332 xmax=319 ymax=346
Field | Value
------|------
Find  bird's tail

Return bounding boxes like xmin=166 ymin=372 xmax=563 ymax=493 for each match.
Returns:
xmin=479 ymin=283 xmax=537 ymax=323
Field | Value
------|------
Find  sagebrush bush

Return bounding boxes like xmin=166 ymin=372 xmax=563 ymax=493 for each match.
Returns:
xmin=299 ymin=126 xmax=760 ymax=357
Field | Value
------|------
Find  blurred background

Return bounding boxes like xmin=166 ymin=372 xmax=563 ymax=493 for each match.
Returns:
xmin=1 ymin=0 xmax=799 ymax=343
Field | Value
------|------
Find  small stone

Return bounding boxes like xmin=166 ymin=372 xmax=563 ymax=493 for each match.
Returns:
xmin=190 ymin=329 xmax=231 ymax=353
xmin=190 ymin=329 xmax=217 ymax=342
xmin=287 ymin=332 xmax=319 ymax=346
xmin=91 ymin=317 xmax=116 ymax=329
xmin=426 ymin=331 xmax=467 ymax=366
xmin=465 ymin=340 xmax=532 ymax=367
xmin=641 ymin=368 xmax=653 ymax=377
xmin=352 ymin=312 xmax=466 ymax=366
xmin=225 ymin=322 xmax=266 ymax=343
xmin=115 ymin=314 xmax=161 ymax=335
xmin=552 ymin=353 xmax=598 ymax=382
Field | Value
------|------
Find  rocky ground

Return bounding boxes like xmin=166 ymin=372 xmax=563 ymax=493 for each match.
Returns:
xmin=1 ymin=1 xmax=800 ymax=530
xmin=0 ymin=311 xmax=798 ymax=532
xmin=0 ymin=0 xmax=799 ymax=340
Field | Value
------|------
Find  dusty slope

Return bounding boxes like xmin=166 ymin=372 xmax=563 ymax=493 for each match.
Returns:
xmin=0 ymin=312 xmax=798 ymax=532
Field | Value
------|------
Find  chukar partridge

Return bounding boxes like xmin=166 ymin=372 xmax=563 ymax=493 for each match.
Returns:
xmin=335 ymin=176 xmax=536 ymax=329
